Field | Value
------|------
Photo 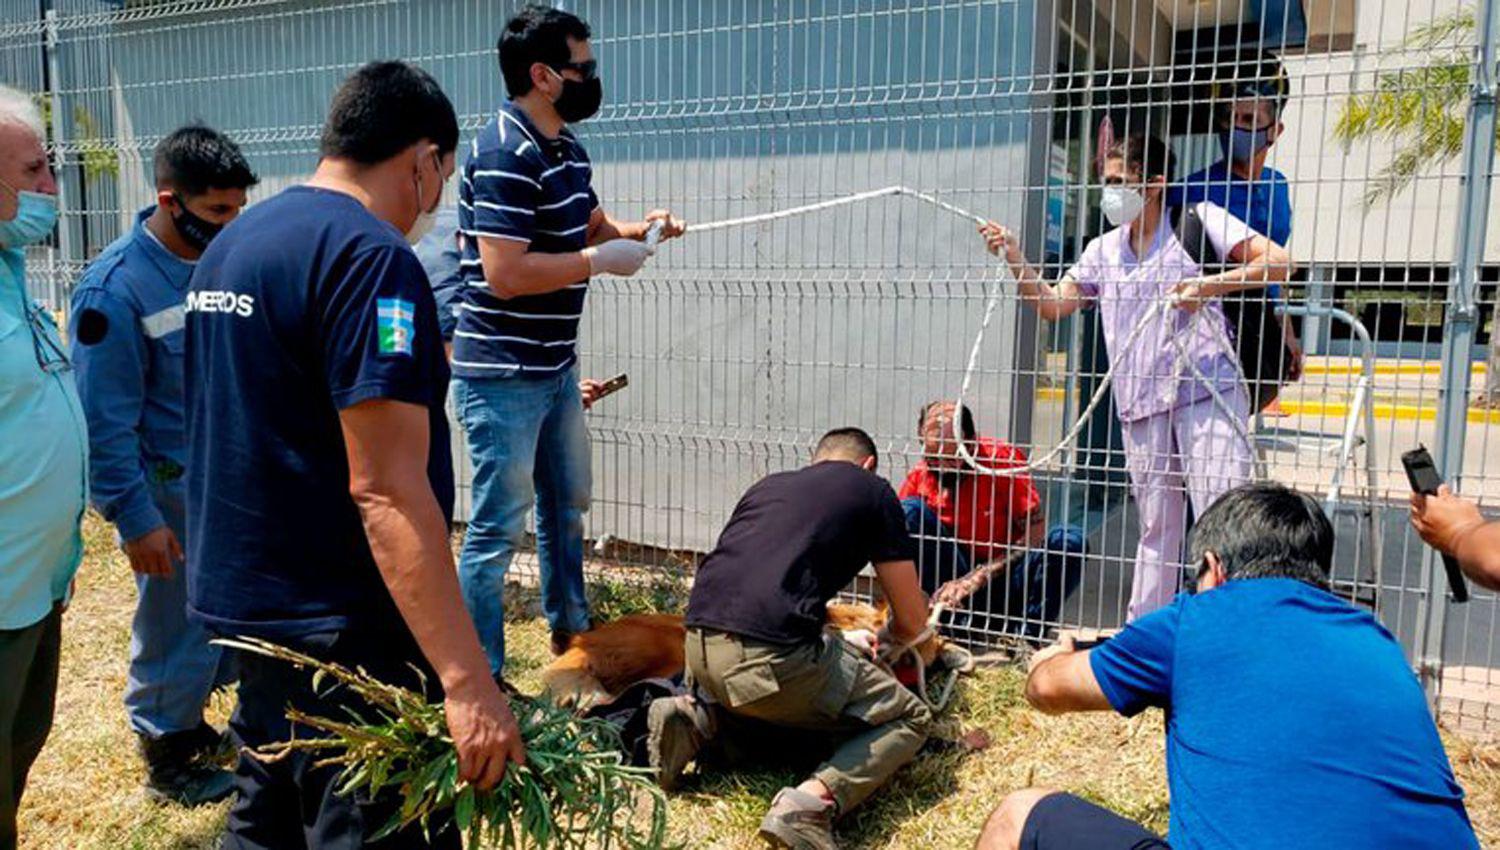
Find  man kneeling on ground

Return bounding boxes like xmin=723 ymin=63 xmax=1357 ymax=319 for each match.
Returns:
xmin=650 ymin=427 xmax=932 ymax=850
xmin=977 ymin=482 xmax=1479 ymax=850
xmin=900 ymin=401 xmax=1084 ymax=641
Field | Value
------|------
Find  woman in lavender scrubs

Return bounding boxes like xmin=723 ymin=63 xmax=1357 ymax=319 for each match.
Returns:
xmin=980 ymin=133 xmax=1293 ymax=620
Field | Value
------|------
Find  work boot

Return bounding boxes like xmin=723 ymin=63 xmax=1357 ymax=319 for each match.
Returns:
xmin=758 ymin=787 xmax=838 ymax=850
xmin=550 ymin=629 xmax=576 ymax=657
xmin=182 ymin=721 xmax=235 ymax=766
xmin=138 ymin=730 xmax=236 ymax=807
xmin=645 ymin=694 xmax=715 ymax=791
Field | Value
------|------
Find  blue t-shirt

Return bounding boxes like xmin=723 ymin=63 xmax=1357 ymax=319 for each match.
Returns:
xmin=1090 ymin=579 xmax=1477 ymax=850
xmin=453 ymin=102 xmax=598 ymax=378
xmin=1175 ymin=162 xmax=1292 ymax=300
xmin=184 ymin=186 xmax=454 ymax=638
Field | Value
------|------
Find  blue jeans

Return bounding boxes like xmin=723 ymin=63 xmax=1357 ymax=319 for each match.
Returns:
xmin=124 ymin=483 xmax=234 ymax=738
xmin=453 ymin=369 xmax=592 ymax=676
xmin=901 ymin=497 xmax=1084 ymax=639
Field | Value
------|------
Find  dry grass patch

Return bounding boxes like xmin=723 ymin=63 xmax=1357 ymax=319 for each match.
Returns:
xmin=16 ymin=514 xmax=1500 ymax=848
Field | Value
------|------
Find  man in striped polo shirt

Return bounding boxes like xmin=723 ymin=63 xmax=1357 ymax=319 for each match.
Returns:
xmin=455 ymin=5 xmax=684 ymax=675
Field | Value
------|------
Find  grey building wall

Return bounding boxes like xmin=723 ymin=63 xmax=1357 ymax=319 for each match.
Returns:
xmin=18 ymin=0 xmax=1044 ymax=553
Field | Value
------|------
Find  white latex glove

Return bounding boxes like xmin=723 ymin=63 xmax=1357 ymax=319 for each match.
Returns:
xmin=583 ymin=239 xmax=654 ymax=277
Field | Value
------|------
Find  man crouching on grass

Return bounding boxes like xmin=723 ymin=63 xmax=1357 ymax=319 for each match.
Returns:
xmin=648 ymin=428 xmax=932 ymax=850
xmin=975 ymin=482 xmax=1479 ymax=850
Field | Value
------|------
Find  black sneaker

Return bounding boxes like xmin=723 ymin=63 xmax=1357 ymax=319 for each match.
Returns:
xmin=645 ymin=694 xmax=715 ymax=792
xmin=758 ymin=787 xmax=838 ymax=850
xmin=138 ymin=730 xmax=236 ymax=807
xmin=550 ymin=629 xmax=577 ymax=657
xmin=182 ymin=722 xmax=235 ymax=766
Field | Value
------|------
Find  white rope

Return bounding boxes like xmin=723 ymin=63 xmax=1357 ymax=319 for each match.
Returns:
xmin=665 ymin=185 xmax=1259 ymax=478
xmin=685 ymin=185 xmax=988 ymax=234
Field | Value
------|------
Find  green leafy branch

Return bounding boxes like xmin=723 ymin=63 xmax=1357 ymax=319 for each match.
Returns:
xmin=216 ymin=637 xmax=673 ymax=850
xmin=1332 ymin=7 xmax=1495 ymax=209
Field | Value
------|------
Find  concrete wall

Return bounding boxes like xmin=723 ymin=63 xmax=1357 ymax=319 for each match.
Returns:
xmin=1277 ymin=0 xmax=1500 ymax=265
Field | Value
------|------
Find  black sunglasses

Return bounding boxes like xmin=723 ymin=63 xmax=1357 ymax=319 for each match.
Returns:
xmin=551 ymin=59 xmax=598 ymax=81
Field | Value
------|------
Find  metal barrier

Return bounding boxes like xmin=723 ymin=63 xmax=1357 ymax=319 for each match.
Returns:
xmin=1 ymin=0 xmax=1497 ymax=732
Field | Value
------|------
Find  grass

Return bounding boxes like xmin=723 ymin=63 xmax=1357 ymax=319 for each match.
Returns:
xmin=16 ymin=513 xmax=1500 ymax=849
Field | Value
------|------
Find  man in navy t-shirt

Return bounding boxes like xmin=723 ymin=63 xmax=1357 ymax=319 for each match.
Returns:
xmin=451 ymin=6 xmax=684 ymax=675
xmin=186 ymin=62 xmax=523 ymax=849
xmin=976 ymin=483 xmax=1478 ymax=850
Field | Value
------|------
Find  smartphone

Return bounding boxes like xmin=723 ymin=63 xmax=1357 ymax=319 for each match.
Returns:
xmin=1401 ymin=445 xmax=1469 ymax=603
xmin=593 ymin=373 xmax=629 ymax=403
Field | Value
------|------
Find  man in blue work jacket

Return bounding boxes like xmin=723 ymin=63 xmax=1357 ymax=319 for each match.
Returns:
xmin=70 ymin=125 xmax=257 ymax=806
xmin=1176 ymin=49 xmax=1304 ymax=410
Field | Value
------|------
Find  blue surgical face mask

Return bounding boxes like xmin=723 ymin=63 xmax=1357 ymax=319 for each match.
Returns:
xmin=0 ymin=178 xmax=59 ymax=249
xmin=1222 ymin=126 xmax=1271 ymax=164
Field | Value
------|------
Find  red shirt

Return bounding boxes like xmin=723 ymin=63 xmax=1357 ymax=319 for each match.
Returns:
xmin=898 ymin=437 xmax=1042 ymax=564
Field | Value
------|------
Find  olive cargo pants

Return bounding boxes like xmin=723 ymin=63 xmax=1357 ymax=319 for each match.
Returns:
xmin=684 ymin=627 xmax=931 ymax=812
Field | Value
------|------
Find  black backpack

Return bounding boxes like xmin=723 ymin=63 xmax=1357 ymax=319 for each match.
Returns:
xmin=1171 ymin=205 xmax=1292 ymax=411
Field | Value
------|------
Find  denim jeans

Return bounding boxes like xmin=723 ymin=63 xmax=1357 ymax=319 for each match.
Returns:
xmin=123 ymin=481 xmax=234 ymax=738
xmin=901 ymin=497 xmax=1085 ymax=639
xmin=453 ymin=369 xmax=592 ymax=675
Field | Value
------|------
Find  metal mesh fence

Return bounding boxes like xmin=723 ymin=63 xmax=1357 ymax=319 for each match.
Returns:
xmin=3 ymin=0 xmax=1497 ymax=731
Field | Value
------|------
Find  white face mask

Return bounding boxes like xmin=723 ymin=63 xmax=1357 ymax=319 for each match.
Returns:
xmin=1100 ymin=186 xmax=1145 ymax=226
xmin=406 ymin=208 xmax=437 ymax=246
xmin=406 ymin=151 xmax=441 ymax=246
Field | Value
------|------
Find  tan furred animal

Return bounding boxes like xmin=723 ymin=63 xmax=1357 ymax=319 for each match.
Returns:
xmin=543 ymin=602 xmax=943 ymax=710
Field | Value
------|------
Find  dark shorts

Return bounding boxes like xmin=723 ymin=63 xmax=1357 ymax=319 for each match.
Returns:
xmin=1021 ymin=792 xmax=1170 ymax=850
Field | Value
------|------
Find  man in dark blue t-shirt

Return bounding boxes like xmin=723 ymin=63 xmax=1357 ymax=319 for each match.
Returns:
xmin=186 ymin=62 xmax=523 ymax=849
xmin=452 ymin=6 xmax=685 ymax=675
xmin=977 ymin=483 xmax=1478 ymax=850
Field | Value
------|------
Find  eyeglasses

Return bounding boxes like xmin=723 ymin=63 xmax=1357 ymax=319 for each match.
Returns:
xmin=550 ymin=59 xmax=598 ymax=81
xmin=25 ymin=300 xmax=71 ymax=375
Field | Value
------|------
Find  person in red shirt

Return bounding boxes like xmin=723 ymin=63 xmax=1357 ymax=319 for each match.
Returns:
xmin=899 ymin=401 xmax=1084 ymax=641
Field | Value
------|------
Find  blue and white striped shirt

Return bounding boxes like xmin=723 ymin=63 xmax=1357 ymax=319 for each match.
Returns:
xmin=453 ymin=102 xmax=598 ymax=377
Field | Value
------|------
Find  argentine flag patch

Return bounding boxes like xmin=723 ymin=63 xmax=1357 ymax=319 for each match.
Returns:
xmin=377 ymin=297 xmax=416 ymax=356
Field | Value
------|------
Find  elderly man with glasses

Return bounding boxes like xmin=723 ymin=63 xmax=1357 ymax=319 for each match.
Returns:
xmin=0 ymin=82 xmax=87 ymax=849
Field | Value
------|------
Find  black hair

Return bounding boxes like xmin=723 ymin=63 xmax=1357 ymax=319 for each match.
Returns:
xmin=815 ymin=427 xmax=879 ymax=466
xmin=1105 ymin=133 xmax=1176 ymax=185
xmin=1215 ymin=48 xmax=1291 ymax=120
xmin=319 ymin=61 xmax=459 ymax=165
xmin=1188 ymin=482 xmax=1334 ymax=591
xmin=153 ymin=124 xmax=258 ymax=197
xmin=918 ymin=400 xmax=977 ymax=442
xmin=498 ymin=5 xmax=592 ymax=98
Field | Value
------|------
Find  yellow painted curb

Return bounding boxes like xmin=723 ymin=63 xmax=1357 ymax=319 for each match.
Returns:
xmin=1268 ymin=400 xmax=1500 ymax=425
xmin=1303 ymin=362 xmax=1486 ymax=377
xmin=1034 ymin=388 xmax=1500 ymax=425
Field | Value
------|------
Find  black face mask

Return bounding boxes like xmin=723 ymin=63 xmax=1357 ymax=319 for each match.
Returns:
xmin=552 ymin=72 xmax=603 ymax=123
xmin=171 ymin=194 xmax=223 ymax=252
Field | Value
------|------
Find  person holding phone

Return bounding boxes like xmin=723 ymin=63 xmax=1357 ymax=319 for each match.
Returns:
xmin=579 ymin=374 xmax=626 ymax=410
xmin=1411 ymin=486 xmax=1500 ymax=592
